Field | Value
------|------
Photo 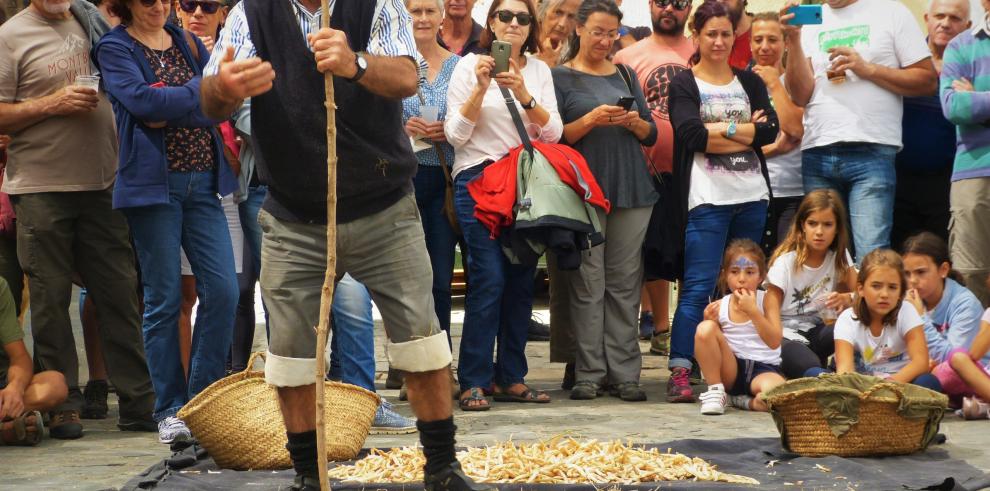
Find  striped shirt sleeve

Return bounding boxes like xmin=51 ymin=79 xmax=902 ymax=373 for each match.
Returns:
xmin=204 ymin=1 xmax=255 ymax=77
xmin=370 ymin=0 xmax=427 ymax=74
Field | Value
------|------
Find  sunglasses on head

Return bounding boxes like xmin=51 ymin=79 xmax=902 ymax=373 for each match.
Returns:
xmin=177 ymin=0 xmax=222 ymax=13
xmin=653 ymin=0 xmax=691 ymax=10
xmin=493 ymin=10 xmax=533 ymax=26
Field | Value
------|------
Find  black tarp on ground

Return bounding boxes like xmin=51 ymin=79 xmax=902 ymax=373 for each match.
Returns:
xmin=122 ymin=437 xmax=990 ymax=490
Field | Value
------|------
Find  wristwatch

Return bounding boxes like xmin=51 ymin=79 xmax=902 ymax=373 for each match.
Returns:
xmin=726 ymin=121 xmax=737 ymax=138
xmin=349 ymin=52 xmax=368 ymax=82
xmin=522 ymin=96 xmax=537 ymax=110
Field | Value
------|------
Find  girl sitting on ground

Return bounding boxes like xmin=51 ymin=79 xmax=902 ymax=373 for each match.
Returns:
xmin=901 ymin=233 xmax=986 ymax=405
xmin=766 ymin=189 xmax=856 ymax=380
xmin=808 ymin=249 xmax=942 ymax=392
xmin=695 ymin=239 xmax=784 ymax=415
xmin=937 ymin=276 xmax=990 ymax=419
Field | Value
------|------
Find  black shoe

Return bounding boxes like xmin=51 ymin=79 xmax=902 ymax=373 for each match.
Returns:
xmin=117 ymin=414 xmax=157 ymax=432
xmin=561 ymin=362 xmax=575 ymax=391
xmin=424 ymin=461 xmax=493 ymax=491
xmin=49 ymin=410 xmax=84 ymax=440
xmin=289 ymin=474 xmax=321 ymax=491
xmin=609 ymin=382 xmax=647 ymax=402
xmin=386 ymin=367 xmax=404 ymax=390
xmin=81 ymin=379 xmax=109 ymax=420
xmin=527 ymin=316 xmax=551 ymax=341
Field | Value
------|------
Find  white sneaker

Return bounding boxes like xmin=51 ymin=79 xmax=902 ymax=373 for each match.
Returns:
xmin=699 ymin=385 xmax=727 ymax=415
xmin=730 ymin=394 xmax=754 ymax=411
xmin=158 ymin=416 xmax=192 ymax=444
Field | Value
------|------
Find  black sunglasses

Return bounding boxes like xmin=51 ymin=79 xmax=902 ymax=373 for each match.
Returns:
xmin=493 ymin=10 xmax=533 ymax=26
xmin=653 ymin=0 xmax=691 ymax=10
xmin=177 ymin=0 xmax=222 ymax=13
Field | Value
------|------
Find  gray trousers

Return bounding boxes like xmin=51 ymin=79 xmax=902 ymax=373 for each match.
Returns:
xmin=950 ymin=178 xmax=990 ymax=307
xmin=568 ymin=206 xmax=652 ymax=385
xmin=548 ymin=253 xmax=575 ymax=364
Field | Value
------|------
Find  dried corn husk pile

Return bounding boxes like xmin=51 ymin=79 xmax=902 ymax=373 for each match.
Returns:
xmin=327 ymin=437 xmax=759 ymax=485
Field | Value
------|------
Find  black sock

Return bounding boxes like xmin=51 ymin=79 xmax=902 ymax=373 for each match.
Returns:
xmin=285 ymin=430 xmax=319 ymax=479
xmin=418 ymin=417 xmax=457 ymax=476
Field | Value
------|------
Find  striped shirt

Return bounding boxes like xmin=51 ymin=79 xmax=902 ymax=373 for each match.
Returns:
xmin=940 ymin=24 xmax=990 ymax=181
xmin=205 ymin=0 xmax=425 ymax=77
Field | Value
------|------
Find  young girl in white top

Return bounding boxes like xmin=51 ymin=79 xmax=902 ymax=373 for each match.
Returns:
xmin=695 ymin=239 xmax=784 ymax=415
xmin=766 ymin=189 xmax=856 ymax=379
xmin=818 ymin=249 xmax=942 ymax=392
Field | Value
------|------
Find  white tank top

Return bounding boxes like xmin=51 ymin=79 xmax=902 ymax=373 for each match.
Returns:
xmin=718 ymin=291 xmax=781 ymax=365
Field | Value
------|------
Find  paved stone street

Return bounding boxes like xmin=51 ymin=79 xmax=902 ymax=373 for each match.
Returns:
xmin=2 ymin=293 xmax=989 ymax=490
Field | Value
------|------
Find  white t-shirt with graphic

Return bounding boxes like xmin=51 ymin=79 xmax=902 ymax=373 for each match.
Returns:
xmin=798 ymin=0 xmax=931 ymax=151
xmin=833 ymin=306 xmax=925 ymax=376
xmin=688 ymin=77 xmax=769 ymax=211
xmin=718 ymin=291 xmax=781 ymax=365
xmin=767 ymin=250 xmax=852 ymax=318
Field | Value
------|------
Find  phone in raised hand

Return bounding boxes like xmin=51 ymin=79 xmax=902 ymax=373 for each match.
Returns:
xmin=492 ymin=40 xmax=512 ymax=75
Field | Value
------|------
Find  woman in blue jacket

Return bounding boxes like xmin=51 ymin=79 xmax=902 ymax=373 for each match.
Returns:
xmin=93 ymin=0 xmax=238 ymax=445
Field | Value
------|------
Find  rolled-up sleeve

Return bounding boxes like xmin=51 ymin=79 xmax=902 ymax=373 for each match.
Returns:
xmin=205 ymin=2 xmax=256 ymax=77
xmin=369 ymin=0 xmax=428 ymax=75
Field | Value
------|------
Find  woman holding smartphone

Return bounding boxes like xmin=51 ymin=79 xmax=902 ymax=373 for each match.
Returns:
xmin=445 ymin=0 xmax=563 ymax=411
xmin=551 ymin=0 xmax=656 ymax=402
xmin=665 ymin=0 xmax=778 ymax=403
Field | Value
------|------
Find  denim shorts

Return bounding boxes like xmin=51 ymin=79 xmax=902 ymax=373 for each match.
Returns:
xmin=730 ymin=358 xmax=782 ymax=396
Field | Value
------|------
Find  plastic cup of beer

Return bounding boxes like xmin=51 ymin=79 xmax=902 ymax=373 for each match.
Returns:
xmin=826 ymin=69 xmax=846 ymax=84
xmin=75 ymin=75 xmax=100 ymax=91
xmin=820 ymin=306 xmax=839 ymax=326
xmin=420 ymin=105 xmax=439 ymax=123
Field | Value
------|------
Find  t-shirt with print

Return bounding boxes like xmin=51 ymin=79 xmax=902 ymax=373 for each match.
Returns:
xmin=688 ymin=77 xmax=769 ymax=211
xmin=613 ymin=36 xmax=694 ymax=174
xmin=798 ymin=0 xmax=930 ymax=151
xmin=0 ymin=278 xmax=23 ymax=382
xmin=0 ymin=8 xmax=117 ymax=194
xmin=767 ymin=250 xmax=850 ymax=319
xmin=833 ymin=305 xmax=925 ymax=376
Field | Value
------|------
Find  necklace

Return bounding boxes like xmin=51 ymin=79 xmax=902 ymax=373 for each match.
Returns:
xmin=132 ymin=28 xmax=167 ymax=68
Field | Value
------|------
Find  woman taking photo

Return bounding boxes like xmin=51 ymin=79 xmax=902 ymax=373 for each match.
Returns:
xmin=94 ymin=0 xmax=238 ymax=444
xmin=445 ymin=0 xmax=563 ymax=411
xmin=665 ymin=0 xmax=778 ymax=402
xmin=551 ymin=0 xmax=656 ymax=402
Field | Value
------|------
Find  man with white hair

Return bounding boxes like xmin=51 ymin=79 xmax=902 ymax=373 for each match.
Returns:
xmin=892 ymin=0 xmax=971 ymax=249
xmin=0 ymin=0 xmax=155 ymax=439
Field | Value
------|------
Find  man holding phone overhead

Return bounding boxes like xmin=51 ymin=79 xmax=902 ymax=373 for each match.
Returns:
xmin=780 ymin=0 xmax=937 ymax=264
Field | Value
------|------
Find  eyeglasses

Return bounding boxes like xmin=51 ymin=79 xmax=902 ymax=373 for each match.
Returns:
xmin=138 ymin=0 xmax=169 ymax=7
xmin=493 ymin=10 xmax=533 ymax=26
xmin=653 ymin=0 xmax=691 ymax=10
xmin=586 ymin=29 xmax=620 ymax=40
xmin=177 ymin=0 xmax=222 ymax=13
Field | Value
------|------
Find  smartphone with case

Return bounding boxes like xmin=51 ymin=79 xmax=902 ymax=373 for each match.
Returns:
xmin=786 ymin=5 xmax=822 ymax=25
xmin=492 ymin=40 xmax=512 ymax=75
xmin=616 ymin=96 xmax=635 ymax=111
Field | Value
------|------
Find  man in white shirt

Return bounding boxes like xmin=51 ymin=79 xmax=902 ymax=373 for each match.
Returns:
xmin=781 ymin=0 xmax=937 ymax=263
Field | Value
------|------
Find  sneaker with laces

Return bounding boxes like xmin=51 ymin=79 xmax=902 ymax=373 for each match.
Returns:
xmin=49 ymin=410 xmax=83 ymax=439
xmin=370 ymin=400 xmax=417 ymax=435
xmin=158 ymin=416 xmax=192 ymax=444
xmin=527 ymin=315 xmax=551 ymax=341
xmin=699 ymin=385 xmax=727 ymax=415
xmin=666 ymin=367 xmax=696 ymax=402
xmin=81 ymin=379 xmax=109 ymax=420
xmin=729 ymin=394 xmax=753 ymax=411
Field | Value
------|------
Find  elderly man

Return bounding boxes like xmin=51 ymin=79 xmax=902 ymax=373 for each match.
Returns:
xmin=891 ymin=0 xmax=971 ymax=249
xmin=782 ymin=0 xmax=938 ymax=263
xmin=941 ymin=0 xmax=990 ymax=307
xmin=200 ymin=1 xmax=486 ymax=490
xmin=0 ymin=0 xmax=155 ymax=440
xmin=439 ymin=0 xmax=484 ymax=56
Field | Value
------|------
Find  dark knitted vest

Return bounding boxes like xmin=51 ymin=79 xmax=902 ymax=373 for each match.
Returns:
xmin=245 ymin=0 xmax=416 ymax=224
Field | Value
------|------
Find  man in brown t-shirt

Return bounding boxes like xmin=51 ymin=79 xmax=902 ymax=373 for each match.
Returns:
xmin=0 ymin=0 xmax=155 ymax=439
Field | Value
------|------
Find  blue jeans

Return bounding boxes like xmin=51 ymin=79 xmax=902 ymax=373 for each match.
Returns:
xmin=413 ymin=165 xmax=457 ymax=342
xmin=804 ymin=367 xmax=943 ymax=392
xmin=328 ymin=274 xmax=376 ymax=392
xmin=124 ymin=171 xmax=239 ymax=421
xmin=230 ymin=184 xmax=268 ymax=371
xmin=802 ymin=143 xmax=897 ymax=263
xmin=669 ymin=200 xmax=768 ymax=369
xmin=454 ymin=166 xmax=536 ymax=391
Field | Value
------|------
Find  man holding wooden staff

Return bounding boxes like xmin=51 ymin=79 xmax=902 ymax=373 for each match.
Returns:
xmin=199 ymin=2 xmax=484 ymax=490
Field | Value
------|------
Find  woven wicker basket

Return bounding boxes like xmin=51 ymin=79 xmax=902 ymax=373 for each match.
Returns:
xmin=177 ymin=352 xmax=380 ymax=470
xmin=763 ymin=374 xmax=947 ymax=457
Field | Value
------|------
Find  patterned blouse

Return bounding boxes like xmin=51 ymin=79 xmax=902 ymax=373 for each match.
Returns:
xmin=401 ymin=54 xmax=459 ymax=167
xmin=142 ymin=43 xmax=215 ymax=172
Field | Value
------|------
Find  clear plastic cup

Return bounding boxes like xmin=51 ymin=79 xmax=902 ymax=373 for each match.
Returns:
xmin=74 ymin=74 xmax=100 ymax=91
xmin=420 ymin=105 xmax=439 ymax=123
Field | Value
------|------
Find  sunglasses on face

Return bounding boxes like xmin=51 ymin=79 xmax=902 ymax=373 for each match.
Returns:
xmin=493 ymin=10 xmax=533 ymax=26
xmin=177 ymin=0 xmax=222 ymax=13
xmin=653 ymin=0 xmax=691 ymax=10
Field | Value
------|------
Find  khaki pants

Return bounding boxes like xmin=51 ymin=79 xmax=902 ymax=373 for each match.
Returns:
xmin=950 ymin=178 xmax=990 ymax=307
xmin=260 ymin=193 xmax=452 ymax=387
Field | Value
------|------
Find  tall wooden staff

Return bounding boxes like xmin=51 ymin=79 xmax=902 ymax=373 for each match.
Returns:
xmin=314 ymin=0 xmax=337 ymax=489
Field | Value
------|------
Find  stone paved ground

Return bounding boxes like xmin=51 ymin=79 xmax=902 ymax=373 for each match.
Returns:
xmin=2 ymin=293 xmax=989 ymax=490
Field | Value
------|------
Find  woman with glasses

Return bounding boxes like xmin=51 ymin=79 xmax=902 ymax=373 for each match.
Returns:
xmin=551 ymin=0 xmax=656 ymax=402
xmin=94 ymin=0 xmax=238 ymax=445
xmin=445 ymin=0 xmax=563 ymax=411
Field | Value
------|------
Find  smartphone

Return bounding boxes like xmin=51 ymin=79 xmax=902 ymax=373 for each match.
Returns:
xmin=616 ymin=96 xmax=635 ymax=111
xmin=787 ymin=5 xmax=822 ymax=25
xmin=492 ymin=40 xmax=512 ymax=75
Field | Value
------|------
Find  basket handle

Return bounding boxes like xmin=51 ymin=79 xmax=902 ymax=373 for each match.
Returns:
xmin=233 ymin=351 xmax=267 ymax=380
xmin=859 ymin=381 xmax=906 ymax=401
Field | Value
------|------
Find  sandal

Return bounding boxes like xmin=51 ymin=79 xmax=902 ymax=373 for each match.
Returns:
xmin=492 ymin=384 xmax=551 ymax=404
xmin=0 ymin=411 xmax=44 ymax=446
xmin=458 ymin=388 xmax=491 ymax=412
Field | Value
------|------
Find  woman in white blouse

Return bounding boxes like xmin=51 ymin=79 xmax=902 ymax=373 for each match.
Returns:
xmin=444 ymin=0 xmax=563 ymax=411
